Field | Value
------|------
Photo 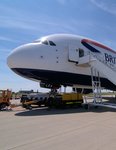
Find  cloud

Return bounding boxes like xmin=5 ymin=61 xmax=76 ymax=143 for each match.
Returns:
xmin=0 ymin=16 xmax=35 ymax=30
xmin=0 ymin=15 xmax=79 ymax=36
xmin=0 ymin=36 xmax=18 ymax=43
xmin=0 ymin=2 xmax=92 ymax=36
xmin=91 ymin=0 xmax=116 ymax=15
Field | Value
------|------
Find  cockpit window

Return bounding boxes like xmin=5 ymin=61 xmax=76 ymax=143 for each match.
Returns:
xmin=33 ymin=39 xmax=56 ymax=46
xmin=49 ymin=41 xmax=56 ymax=46
xmin=42 ymin=40 xmax=48 ymax=45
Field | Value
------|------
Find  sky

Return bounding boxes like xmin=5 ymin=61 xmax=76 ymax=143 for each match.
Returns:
xmin=0 ymin=0 xmax=116 ymax=92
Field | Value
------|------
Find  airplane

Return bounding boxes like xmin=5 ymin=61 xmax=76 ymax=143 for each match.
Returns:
xmin=7 ymin=34 xmax=116 ymax=93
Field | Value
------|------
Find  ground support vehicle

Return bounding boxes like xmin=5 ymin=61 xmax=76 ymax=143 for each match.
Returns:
xmin=0 ymin=90 xmax=12 ymax=110
xmin=47 ymin=93 xmax=83 ymax=109
xmin=20 ymin=93 xmax=48 ymax=110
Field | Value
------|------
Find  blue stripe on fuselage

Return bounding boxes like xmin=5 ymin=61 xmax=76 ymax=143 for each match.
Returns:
xmin=81 ymin=41 xmax=100 ymax=53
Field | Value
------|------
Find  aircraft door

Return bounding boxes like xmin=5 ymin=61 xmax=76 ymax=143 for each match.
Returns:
xmin=68 ymin=46 xmax=79 ymax=62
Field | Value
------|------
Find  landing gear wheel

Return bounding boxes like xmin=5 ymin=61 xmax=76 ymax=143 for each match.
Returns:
xmin=94 ymin=106 xmax=98 ymax=109
xmin=84 ymin=104 xmax=89 ymax=110
xmin=0 ymin=103 xmax=7 ymax=110
xmin=26 ymin=105 xmax=32 ymax=110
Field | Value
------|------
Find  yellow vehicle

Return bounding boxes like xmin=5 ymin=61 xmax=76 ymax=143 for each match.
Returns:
xmin=62 ymin=93 xmax=83 ymax=103
xmin=47 ymin=93 xmax=83 ymax=108
xmin=0 ymin=90 xmax=12 ymax=110
xmin=21 ymin=99 xmax=36 ymax=110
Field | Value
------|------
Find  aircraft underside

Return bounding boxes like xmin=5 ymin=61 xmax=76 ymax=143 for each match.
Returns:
xmin=12 ymin=68 xmax=116 ymax=91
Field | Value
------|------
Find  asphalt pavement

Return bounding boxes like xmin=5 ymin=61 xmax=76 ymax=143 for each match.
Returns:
xmin=1 ymin=105 xmax=116 ymax=150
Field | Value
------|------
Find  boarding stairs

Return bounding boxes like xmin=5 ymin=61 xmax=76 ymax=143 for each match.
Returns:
xmin=78 ymin=52 xmax=116 ymax=109
xmin=91 ymin=67 xmax=102 ymax=103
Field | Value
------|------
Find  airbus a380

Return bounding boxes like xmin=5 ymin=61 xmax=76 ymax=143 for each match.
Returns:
xmin=7 ymin=34 xmax=116 ymax=93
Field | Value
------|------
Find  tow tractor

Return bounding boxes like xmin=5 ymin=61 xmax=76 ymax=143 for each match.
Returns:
xmin=20 ymin=93 xmax=49 ymax=110
xmin=0 ymin=90 xmax=12 ymax=110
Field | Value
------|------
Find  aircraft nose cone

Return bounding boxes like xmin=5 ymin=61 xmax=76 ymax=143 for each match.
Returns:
xmin=7 ymin=43 xmax=34 ymax=70
xmin=7 ymin=45 xmax=25 ymax=69
xmin=7 ymin=43 xmax=39 ymax=70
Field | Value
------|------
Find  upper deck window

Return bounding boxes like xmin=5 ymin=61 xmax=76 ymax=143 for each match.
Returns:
xmin=49 ymin=41 xmax=56 ymax=46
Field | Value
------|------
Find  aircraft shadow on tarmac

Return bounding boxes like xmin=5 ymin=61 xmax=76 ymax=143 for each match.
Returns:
xmin=15 ymin=106 xmax=116 ymax=117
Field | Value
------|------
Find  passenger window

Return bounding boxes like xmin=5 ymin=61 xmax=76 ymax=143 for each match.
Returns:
xmin=49 ymin=41 xmax=56 ymax=46
xmin=42 ymin=40 xmax=48 ymax=45
xmin=79 ymin=48 xmax=84 ymax=57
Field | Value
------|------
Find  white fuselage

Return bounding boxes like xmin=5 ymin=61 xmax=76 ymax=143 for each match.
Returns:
xmin=7 ymin=34 xmax=116 ymax=90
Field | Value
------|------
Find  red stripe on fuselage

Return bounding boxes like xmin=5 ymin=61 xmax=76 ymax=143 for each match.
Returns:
xmin=82 ymin=39 xmax=116 ymax=54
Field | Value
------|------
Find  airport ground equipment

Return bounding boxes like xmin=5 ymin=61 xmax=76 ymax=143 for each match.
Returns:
xmin=0 ymin=90 xmax=12 ymax=110
xmin=20 ymin=93 xmax=48 ymax=109
xmin=21 ymin=92 xmax=83 ymax=109
xmin=20 ymin=96 xmax=35 ymax=110
xmin=78 ymin=52 xmax=116 ymax=109
xmin=47 ymin=93 xmax=83 ymax=108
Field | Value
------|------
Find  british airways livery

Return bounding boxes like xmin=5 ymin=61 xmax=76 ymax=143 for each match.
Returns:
xmin=7 ymin=34 xmax=116 ymax=92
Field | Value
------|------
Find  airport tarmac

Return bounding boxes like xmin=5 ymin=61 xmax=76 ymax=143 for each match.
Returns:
xmin=1 ymin=105 xmax=116 ymax=150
